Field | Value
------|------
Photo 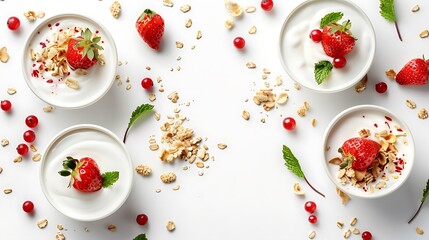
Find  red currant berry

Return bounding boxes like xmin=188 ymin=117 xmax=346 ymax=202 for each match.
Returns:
xmin=1 ymin=100 xmax=12 ymax=111
xmin=261 ymin=0 xmax=274 ymax=11
xmin=308 ymin=214 xmax=317 ymax=224
xmin=16 ymin=143 xmax=29 ymax=156
xmin=304 ymin=201 xmax=317 ymax=213
xmin=362 ymin=231 xmax=372 ymax=240
xmin=141 ymin=78 xmax=153 ymax=90
xmin=333 ymin=56 xmax=347 ymax=68
xmin=136 ymin=214 xmax=149 ymax=225
xmin=375 ymin=82 xmax=387 ymax=94
xmin=25 ymin=115 xmax=39 ymax=128
xmin=7 ymin=16 xmax=20 ymax=31
xmin=23 ymin=130 xmax=36 ymax=143
xmin=22 ymin=201 xmax=34 ymax=213
xmin=233 ymin=37 xmax=245 ymax=49
xmin=309 ymin=29 xmax=322 ymax=43
xmin=282 ymin=117 xmax=296 ymax=131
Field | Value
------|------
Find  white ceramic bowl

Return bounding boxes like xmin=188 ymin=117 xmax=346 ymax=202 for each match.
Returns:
xmin=22 ymin=14 xmax=118 ymax=109
xmin=40 ymin=124 xmax=133 ymax=221
xmin=322 ymin=105 xmax=414 ymax=198
xmin=278 ymin=0 xmax=376 ymax=93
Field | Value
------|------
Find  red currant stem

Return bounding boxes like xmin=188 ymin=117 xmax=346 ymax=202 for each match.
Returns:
xmin=304 ymin=176 xmax=326 ymax=198
xmin=123 ymin=127 xmax=130 ymax=143
xmin=394 ymin=21 xmax=403 ymax=42
xmin=408 ymin=201 xmax=424 ymax=224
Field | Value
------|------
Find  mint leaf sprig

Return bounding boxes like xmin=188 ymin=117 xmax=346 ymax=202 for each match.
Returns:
xmin=102 ymin=171 xmax=119 ymax=188
xmin=320 ymin=12 xmax=343 ymax=28
xmin=314 ymin=60 xmax=333 ymax=85
xmin=282 ymin=145 xmax=325 ymax=197
xmin=408 ymin=179 xmax=429 ymax=223
xmin=133 ymin=233 xmax=148 ymax=240
xmin=380 ymin=0 xmax=402 ymax=41
xmin=123 ymin=103 xmax=154 ymax=143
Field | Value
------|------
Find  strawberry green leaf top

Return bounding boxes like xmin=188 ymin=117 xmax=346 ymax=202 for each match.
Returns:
xmin=133 ymin=233 xmax=148 ymax=240
xmin=320 ymin=12 xmax=343 ymax=28
xmin=379 ymin=0 xmax=402 ymax=41
xmin=408 ymin=179 xmax=429 ymax=223
xmin=314 ymin=60 xmax=333 ymax=85
xmin=123 ymin=103 xmax=154 ymax=143
xmin=76 ymin=28 xmax=104 ymax=61
xmin=102 ymin=171 xmax=119 ymax=188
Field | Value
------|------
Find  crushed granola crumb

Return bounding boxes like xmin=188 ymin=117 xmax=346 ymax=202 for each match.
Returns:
xmin=180 ymin=4 xmax=191 ymax=13
xmin=420 ymin=29 xmax=429 ymax=38
xmin=242 ymin=110 xmax=250 ymax=120
xmin=336 ymin=187 xmax=350 ymax=205
xmin=225 ymin=1 xmax=243 ymax=17
xmin=185 ymin=19 xmax=192 ymax=28
xmin=160 ymin=172 xmax=176 ymax=183
xmin=293 ymin=182 xmax=305 ymax=195
xmin=0 ymin=47 xmax=9 ymax=63
xmin=37 ymin=219 xmax=48 ymax=229
xmin=418 ymin=108 xmax=428 ymax=119
xmin=55 ymin=232 xmax=65 ymax=240
xmin=246 ymin=61 xmax=256 ymax=69
xmin=163 ymin=0 xmax=174 ymax=7
xmin=225 ymin=19 xmax=234 ymax=29
xmin=24 ymin=11 xmax=36 ymax=21
xmin=411 ymin=4 xmax=420 ymax=12
xmin=406 ymin=99 xmax=416 ymax=109
xmin=297 ymin=101 xmax=310 ymax=117
xmin=293 ymin=82 xmax=301 ymax=90
xmin=166 ymin=221 xmax=176 ymax=231
xmin=248 ymin=26 xmax=257 ymax=34
xmin=107 ymin=224 xmax=117 ymax=232
xmin=308 ymin=230 xmax=316 ymax=239
xmin=355 ymin=75 xmax=368 ymax=93
xmin=385 ymin=69 xmax=396 ymax=79
xmin=167 ymin=91 xmax=179 ymax=103
xmin=176 ymin=41 xmax=184 ymax=49
xmin=416 ymin=227 xmax=424 ymax=235
xmin=1 ymin=139 xmax=9 ymax=147
xmin=135 ymin=165 xmax=152 ymax=176
xmin=110 ymin=1 xmax=121 ymax=18
xmin=3 ymin=188 xmax=12 ymax=194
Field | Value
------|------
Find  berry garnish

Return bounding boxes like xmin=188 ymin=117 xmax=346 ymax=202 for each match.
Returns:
xmin=16 ymin=144 xmax=29 ymax=156
xmin=308 ymin=214 xmax=317 ymax=224
xmin=136 ymin=9 xmax=165 ymax=50
xmin=25 ymin=115 xmax=39 ymax=128
xmin=233 ymin=37 xmax=245 ymax=49
xmin=375 ymin=82 xmax=387 ymax=93
xmin=136 ymin=214 xmax=149 ymax=225
xmin=309 ymin=29 xmax=322 ymax=43
xmin=395 ymin=57 xmax=429 ymax=85
xmin=7 ymin=16 xmax=20 ymax=31
xmin=304 ymin=201 xmax=317 ymax=213
xmin=341 ymin=137 xmax=381 ymax=171
xmin=362 ymin=231 xmax=372 ymax=240
xmin=66 ymin=28 xmax=103 ymax=70
xmin=141 ymin=78 xmax=153 ymax=90
xmin=320 ymin=12 xmax=355 ymax=58
xmin=282 ymin=117 xmax=296 ymax=131
xmin=23 ymin=130 xmax=36 ymax=143
xmin=22 ymin=201 xmax=34 ymax=213
xmin=1 ymin=100 xmax=12 ymax=111
xmin=333 ymin=56 xmax=347 ymax=68
xmin=261 ymin=0 xmax=274 ymax=11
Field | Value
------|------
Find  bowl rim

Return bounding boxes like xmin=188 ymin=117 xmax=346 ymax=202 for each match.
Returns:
xmin=39 ymin=124 xmax=133 ymax=221
xmin=21 ymin=13 xmax=118 ymax=109
xmin=278 ymin=0 xmax=376 ymax=93
xmin=321 ymin=105 xmax=415 ymax=198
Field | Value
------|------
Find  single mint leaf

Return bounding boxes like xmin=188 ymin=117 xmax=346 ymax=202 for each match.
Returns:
xmin=133 ymin=234 xmax=148 ymax=240
xmin=314 ymin=60 xmax=333 ymax=85
xmin=282 ymin=145 xmax=304 ymax=178
xmin=320 ymin=12 xmax=343 ymax=28
xmin=102 ymin=171 xmax=119 ymax=188
xmin=379 ymin=0 xmax=395 ymax=22
xmin=422 ymin=179 xmax=429 ymax=202
xmin=128 ymin=104 xmax=154 ymax=128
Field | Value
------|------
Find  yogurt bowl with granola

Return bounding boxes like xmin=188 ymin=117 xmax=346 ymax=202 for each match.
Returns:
xmin=322 ymin=105 xmax=414 ymax=198
xmin=22 ymin=14 xmax=118 ymax=109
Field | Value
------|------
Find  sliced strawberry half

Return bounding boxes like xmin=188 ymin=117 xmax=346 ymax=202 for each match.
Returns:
xmin=341 ymin=137 xmax=381 ymax=171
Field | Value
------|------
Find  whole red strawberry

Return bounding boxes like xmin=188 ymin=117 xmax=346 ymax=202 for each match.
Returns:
xmin=341 ymin=137 xmax=381 ymax=171
xmin=59 ymin=157 xmax=103 ymax=192
xmin=66 ymin=28 xmax=103 ymax=70
xmin=321 ymin=21 xmax=355 ymax=58
xmin=136 ymin=9 xmax=165 ymax=50
xmin=395 ymin=58 xmax=429 ymax=85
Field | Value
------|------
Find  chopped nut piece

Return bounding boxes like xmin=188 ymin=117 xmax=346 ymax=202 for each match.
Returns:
xmin=248 ymin=26 xmax=257 ymax=34
xmin=43 ymin=105 xmax=54 ymax=112
xmin=344 ymin=229 xmax=351 ymax=239
xmin=420 ymin=29 xmax=429 ymax=38
xmin=375 ymin=181 xmax=387 ymax=189
xmin=217 ymin=143 xmax=227 ymax=150
xmin=163 ymin=0 xmax=174 ymax=7
xmin=7 ymin=88 xmax=16 ymax=95
xmin=168 ymin=91 xmax=179 ymax=103
xmin=1 ymin=139 xmax=9 ymax=147
xmin=385 ymin=69 xmax=396 ymax=79
xmin=166 ymin=221 xmax=176 ymax=231
xmin=293 ymin=182 xmax=305 ymax=195
xmin=242 ymin=110 xmax=250 ymax=120
xmin=225 ymin=1 xmax=243 ymax=17
xmin=185 ymin=18 xmax=192 ymax=28
xmin=110 ymin=1 xmax=121 ymax=18
xmin=418 ymin=108 xmax=428 ymax=119
xmin=57 ymin=224 xmax=64 ymax=230
xmin=225 ymin=19 xmax=234 ymax=29
xmin=136 ymin=165 xmax=152 ymax=176
xmin=32 ymin=153 xmax=42 ymax=162
xmin=149 ymin=93 xmax=156 ymax=102
xmin=14 ymin=156 xmax=23 ymax=163
xmin=4 ymin=188 xmax=12 ymax=194
xmin=308 ymin=230 xmax=316 ymax=239
xmin=276 ymin=92 xmax=288 ymax=105
xmin=149 ymin=144 xmax=159 ymax=151
xmin=107 ymin=224 xmax=117 ymax=232
xmin=246 ymin=61 xmax=256 ymax=69
xmin=350 ymin=217 xmax=357 ymax=226
xmin=0 ymin=47 xmax=9 ymax=63
xmin=55 ymin=232 xmax=65 ymax=240
xmin=36 ymin=11 xmax=45 ymax=18
xmin=156 ymin=189 xmax=161 ymax=193
xmin=65 ymin=78 xmax=79 ymax=89
xmin=196 ymin=30 xmax=202 ymax=40
xmin=411 ymin=4 xmax=420 ymax=12
xmin=416 ymin=227 xmax=424 ymax=235
xmin=172 ymin=185 xmax=180 ymax=191
xmin=245 ymin=6 xmax=256 ymax=13
xmin=196 ymin=161 xmax=205 ymax=168
xmin=336 ymin=187 xmax=350 ymax=205
xmin=406 ymin=99 xmax=416 ymax=109
xmin=337 ymin=221 xmax=344 ymax=229
xmin=355 ymin=75 xmax=368 ymax=93
xmin=126 ymin=83 xmax=132 ymax=90
xmin=297 ymin=101 xmax=310 ymax=117
xmin=293 ymin=82 xmax=301 ymax=90
xmin=30 ymin=145 xmax=38 ymax=152
xmin=176 ymin=41 xmax=184 ymax=48
xmin=24 ymin=11 xmax=36 ymax=21
xmin=180 ymin=4 xmax=191 ymax=13
xmin=155 ymin=112 xmax=161 ymax=121
xmin=352 ymin=228 xmax=360 ymax=235
xmin=311 ymin=118 xmax=317 ymax=127
xmin=329 ymin=157 xmax=342 ymax=165
xmin=358 ymin=129 xmax=371 ymax=138
xmin=37 ymin=219 xmax=48 ymax=229
xmin=160 ymin=172 xmax=176 ymax=183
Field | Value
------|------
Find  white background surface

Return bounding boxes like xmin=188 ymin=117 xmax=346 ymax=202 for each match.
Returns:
xmin=1 ymin=0 xmax=429 ymax=239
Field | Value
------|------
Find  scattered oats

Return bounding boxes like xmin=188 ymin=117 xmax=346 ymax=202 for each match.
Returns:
xmin=263 ymin=68 xmax=270 ymax=74
xmin=375 ymin=181 xmax=387 ymax=189
xmin=136 ymin=165 xmax=152 ymax=176
xmin=308 ymin=230 xmax=316 ymax=239
xmin=248 ymin=26 xmax=257 ymax=34
xmin=126 ymin=83 xmax=132 ymax=90
xmin=156 ymin=76 xmax=162 ymax=83
xmin=84 ymin=227 xmax=89 ymax=232
xmin=149 ymin=143 xmax=159 ymax=151
xmin=198 ymin=170 xmax=204 ymax=176
xmin=57 ymin=224 xmax=63 ymax=230
xmin=0 ymin=167 xmax=3 ymax=174
xmin=419 ymin=29 xmax=429 ymax=38
xmin=225 ymin=19 xmax=234 ymax=29
xmin=311 ymin=118 xmax=317 ymax=127
xmin=110 ymin=1 xmax=121 ymax=18
xmin=7 ymin=88 xmax=16 ymax=95
xmin=253 ymin=89 xmax=276 ymax=111
xmin=149 ymin=93 xmax=156 ymax=102
xmin=176 ymin=56 xmax=181 ymax=61
xmin=293 ymin=82 xmax=301 ymax=90
xmin=180 ymin=4 xmax=191 ymax=13
xmin=196 ymin=161 xmax=205 ymax=168
xmin=297 ymin=101 xmax=310 ymax=117
xmin=170 ymin=67 xmax=174 ymax=71
xmin=260 ymin=118 xmax=266 ymax=123
xmin=1 ymin=139 xmax=9 ymax=147
xmin=166 ymin=221 xmax=176 ymax=231
xmin=125 ymin=76 xmax=130 ymax=83
xmin=37 ymin=219 xmax=48 ymax=229
xmin=36 ymin=11 xmax=45 ymax=18
xmin=418 ymin=108 xmax=428 ymax=119
xmin=242 ymin=110 xmax=250 ymax=120
xmin=107 ymin=224 xmax=117 ymax=232
xmin=159 ymin=86 xmax=164 ymax=92
xmin=0 ymin=47 xmax=9 ymax=63
xmin=191 ymin=45 xmax=196 ymax=50
xmin=24 ymin=11 xmax=36 ymax=21
xmin=416 ymin=227 xmax=424 ymax=235
xmin=352 ymin=228 xmax=360 ymax=235
xmin=30 ymin=145 xmax=38 ymax=152
xmin=146 ymin=66 xmax=151 ymax=70
xmin=246 ymin=61 xmax=256 ymax=69
xmin=355 ymin=75 xmax=368 ymax=93
xmin=261 ymin=74 xmax=268 ymax=80
xmin=13 ymin=156 xmax=23 ymax=163
xmin=411 ymin=4 xmax=420 ymax=12
xmin=172 ymin=185 xmax=180 ymax=191
xmin=32 ymin=153 xmax=42 ymax=162
xmin=43 ymin=105 xmax=54 ymax=112
xmin=276 ymin=92 xmax=288 ymax=105
xmin=182 ymin=166 xmax=189 ymax=170
xmin=55 ymin=232 xmax=65 ymax=240
xmin=168 ymin=91 xmax=179 ymax=103
xmin=225 ymin=1 xmax=243 ymax=17
xmin=160 ymin=172 xmax=176 ymax=183
xmin=293 ymin=182 xmax=305 ymax=195
xmin=275 ymin=75 xmax=283 ymax=86
xmin=155 ymin=112 xmax=161 ymax=121
xmin=337 ymin=221 xmax=344 ymax=229
xmin=176 ymin=66 xmax=181 ymax=71
xmin=156 ymin=188 xmax=161 ymax=193
xmin=406 ymin=99 xmax=416 ymax=109
xmin=350 ymin=217 xmax=357 ymax=226
xmin=4 ymin=188 xmax=12 ymax=194
xmin=336 ymin=187 xmax=350 ymax=205
xmin=343 ymin=229 xmax=351 ymax=239
xmin=185 ymin=18 xmax=193 ymax=28
xmin=163 ymin=0 xmax=174 ymax=7
xmin=65 ymin=77 xmax=79 ymax=89
xmin=385 ymin=69 xmax=396 ymax=79
xmin=217 ymin=143 xmax=227 ymax=150
xmin=245 ymin=6 xmax=256 ymax=13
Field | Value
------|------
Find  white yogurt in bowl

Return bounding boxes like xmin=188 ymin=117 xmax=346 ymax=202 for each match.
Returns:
xmin=279 ymin=0 xmax=375 ymax=93
xmin=322 ymin=105 xmax=414 ymax=198
xmin=40 ymin=124 xmax=133 ymax=221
